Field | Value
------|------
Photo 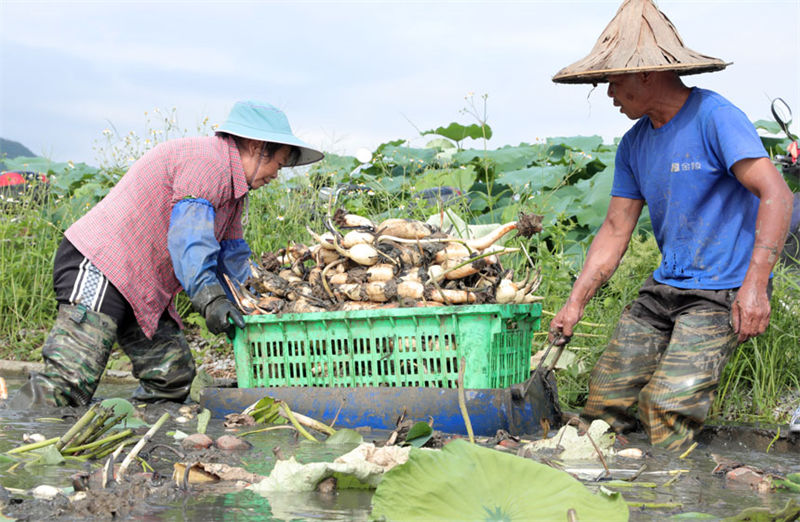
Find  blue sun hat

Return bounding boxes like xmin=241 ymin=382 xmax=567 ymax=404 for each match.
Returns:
xmin=217 ymin=101 xmax=324 ymax=166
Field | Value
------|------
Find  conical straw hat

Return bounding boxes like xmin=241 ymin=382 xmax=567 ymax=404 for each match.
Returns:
xmin=552 ymin=0 xmax=730 ymax=84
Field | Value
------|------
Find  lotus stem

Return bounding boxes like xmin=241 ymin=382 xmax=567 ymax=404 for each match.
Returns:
xmin=91 ymin=439 xmax=135 ymax=461
xmin=601 ymin=480 xmax=658 ymax=488
xmin=117 ymin=412 xmax=169 ymax=481
xmin=239 ymin=425 xmax=298 ymax=437
xmin=278 ymin=404 xmax=318 ymax=442
xmin=285 ymin=410 xmax=336 ymax=436
xmin=625 ymin=502 xmax=683 ymax=509
xmin=457 ymin=357 xmax=475 ymax=444
xmin=678 ymin=442 xmax=697 ymax=459
xmin=6 ymin=437 xmax=59 ymax=455
xmin=67 ymin=406 xmax=114 ymax=450
xmin=56 ymin=404 xmax=100 ymax=450
xmin=662 ymin=470 xmax=684 ymax=487
xmin=62 ymin=429 xmax=133 ymax=455
xmin=83 ymin=413 xmax=128 ymax=445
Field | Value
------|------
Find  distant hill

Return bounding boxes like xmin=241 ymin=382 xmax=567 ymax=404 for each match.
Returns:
xmin=0 ymin=138 xmax=37 ymax=171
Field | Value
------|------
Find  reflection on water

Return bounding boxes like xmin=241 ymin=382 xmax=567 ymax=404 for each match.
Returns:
xmin=2 ymin=375 xmax=800 ymax=520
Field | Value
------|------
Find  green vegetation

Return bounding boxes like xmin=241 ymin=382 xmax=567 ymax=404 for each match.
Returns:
xmin=1 ymin=100 xmax=798 ymax=426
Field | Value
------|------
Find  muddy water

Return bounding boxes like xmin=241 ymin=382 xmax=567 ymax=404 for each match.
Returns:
xmin=2 ymin=376 xmax=800 ymax=520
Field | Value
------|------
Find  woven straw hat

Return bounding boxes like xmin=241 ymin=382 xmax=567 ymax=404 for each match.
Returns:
xmin=552 ymin=0 xmax=730 ymax=84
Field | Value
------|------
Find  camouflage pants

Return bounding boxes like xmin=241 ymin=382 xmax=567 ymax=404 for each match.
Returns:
xmin=32 ymin=305 xmax=196 ymax=407
xmin=583 ymin=276 xmax=744 ymax=450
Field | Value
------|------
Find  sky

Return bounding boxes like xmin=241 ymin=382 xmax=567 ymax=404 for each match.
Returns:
xmin=1 ymin=0 xmax=799 ymax=167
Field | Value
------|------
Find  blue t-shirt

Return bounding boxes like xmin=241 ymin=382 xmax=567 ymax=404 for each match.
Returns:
xmin=612 ymin=88 xmax=767 ymax=289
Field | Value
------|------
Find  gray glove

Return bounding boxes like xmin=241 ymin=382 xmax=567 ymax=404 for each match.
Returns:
xmin=191 ymin=283 xmax=245 ymax=337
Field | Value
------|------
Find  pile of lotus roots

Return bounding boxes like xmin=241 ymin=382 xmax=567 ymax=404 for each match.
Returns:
xmin=226 ymin=209 xmax=544 ymax=314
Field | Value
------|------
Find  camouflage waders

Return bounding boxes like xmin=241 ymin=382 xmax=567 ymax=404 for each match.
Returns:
xmin=583 ymin=276 xmax=745 ymax=450
xmin=12 ymin=304 xmax=117 ymax=408
xmin=118 ymin=314 xmax=196 ymax=402
xmin=10 ymin=238 xmax=196 ymax=408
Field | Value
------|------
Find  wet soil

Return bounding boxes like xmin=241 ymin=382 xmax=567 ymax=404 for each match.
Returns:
xmin=2 ymin=377 xmax=800 ymax=520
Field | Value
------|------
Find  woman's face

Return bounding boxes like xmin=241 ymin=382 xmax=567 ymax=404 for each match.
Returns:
xmin=246 ymin=144 xmax=291 ymax=190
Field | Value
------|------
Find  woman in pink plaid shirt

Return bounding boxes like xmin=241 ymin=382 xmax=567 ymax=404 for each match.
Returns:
xmin=10 ymin=101 xmax=323 ymax=408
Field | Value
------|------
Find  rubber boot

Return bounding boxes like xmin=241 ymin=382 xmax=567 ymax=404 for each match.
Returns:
xmin=118 ymin=315 xmax=196 ymax=403
xmin=10 ymin=304 xmax=118 ymax=408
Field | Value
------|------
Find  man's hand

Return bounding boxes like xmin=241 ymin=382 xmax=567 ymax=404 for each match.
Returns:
xmin=730 ymin=282 xmax=771 ymax=343
xmin=205 ymin=297 xmax=246 ymax=337
xmin=549 ymin=301 xmax=583 ymax=345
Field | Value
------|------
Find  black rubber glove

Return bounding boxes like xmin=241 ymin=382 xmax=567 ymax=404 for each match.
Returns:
xmin=191 ymin=283 xmax=245 ymax=337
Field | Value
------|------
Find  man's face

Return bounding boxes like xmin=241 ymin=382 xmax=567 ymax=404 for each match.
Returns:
xmin=606 ymin=73 xmax=648 ymax=120
xmin=248 ymin=145 xmax=291 ymax=190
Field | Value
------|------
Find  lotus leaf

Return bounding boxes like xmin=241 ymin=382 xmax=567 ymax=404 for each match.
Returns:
xmin=99 ymin=398 xmax=147 ymax=428
xmin=371 ymin=439 xmax=628 ymax=521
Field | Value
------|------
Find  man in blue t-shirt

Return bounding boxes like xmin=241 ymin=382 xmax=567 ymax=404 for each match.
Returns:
xmin=550 ymin=0 xmax=793 ymax=449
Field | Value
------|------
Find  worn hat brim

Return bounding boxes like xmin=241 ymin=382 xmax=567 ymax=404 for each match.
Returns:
xmin=216 ymin=101 xmax=324 ymax=166
xmin=552 ymin=0 xmax=729 ymax=84
xmin=216 ymin=121 xmax=324 ymax=166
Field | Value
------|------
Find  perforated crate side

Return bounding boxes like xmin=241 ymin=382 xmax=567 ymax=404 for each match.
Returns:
xmin=233 ymin=304 xmax=541 ymax=389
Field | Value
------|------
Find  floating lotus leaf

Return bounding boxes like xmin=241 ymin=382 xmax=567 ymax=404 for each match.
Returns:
xmin=371 ymin=439 xmax=628 ymax=521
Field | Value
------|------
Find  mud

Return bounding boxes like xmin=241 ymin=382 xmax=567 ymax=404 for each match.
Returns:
xmin=2 ymin=377 xmax=800 ymax=520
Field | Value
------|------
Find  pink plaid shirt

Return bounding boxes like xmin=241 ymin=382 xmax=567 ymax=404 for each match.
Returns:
xmin=65 ymin=135 xmax=249 ymax=338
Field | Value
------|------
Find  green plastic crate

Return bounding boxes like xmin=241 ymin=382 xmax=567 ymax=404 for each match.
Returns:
xmin=233 ymin=303 xmax=541 ymax=389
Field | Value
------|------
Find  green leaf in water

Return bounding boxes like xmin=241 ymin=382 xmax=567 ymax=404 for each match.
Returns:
xmin=668 ymin=513 xmax=717 ymax=519
xmin=25 ymin=445 xmax=64 ymax=468
xmin=99 ymin=398 xmax=148 ymax=428
xmin=371 ymin=439 xmax=629 ymax=521
xmin=189 ymin=369 xmax=214 ymax=403
xmin=250 ymin=396 xmax=285 ymax=425
xmin=403 ymin=422 xmax=433 ymax=448
xmin=325 ymin=429 xmax=363 ymax=445
xmin=196 ymin=408 xmax=211 ymax=435
xmin=331 ymin=472 xmax=373 ymax=489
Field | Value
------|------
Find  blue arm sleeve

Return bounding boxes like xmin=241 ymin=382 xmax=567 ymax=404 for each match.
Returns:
xmin=168 ymin=198 xmax=221 ymax=299
xmin=217 ymin=239 xmax=252 ymax=286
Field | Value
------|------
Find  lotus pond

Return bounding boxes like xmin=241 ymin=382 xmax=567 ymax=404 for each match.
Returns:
xmin=1 ymin=377 xmax=799 ymax=521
